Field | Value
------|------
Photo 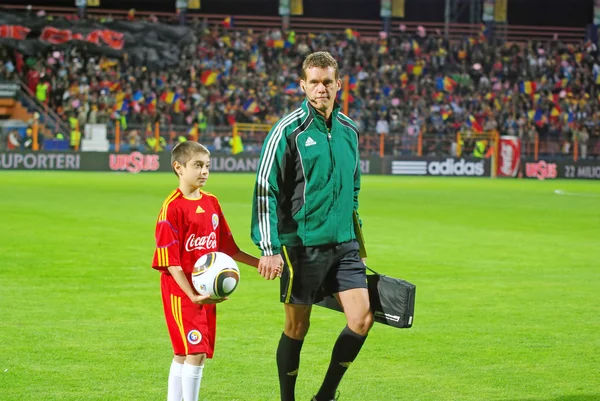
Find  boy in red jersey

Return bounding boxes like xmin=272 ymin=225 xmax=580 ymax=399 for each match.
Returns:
xmin=152 ymin=141 xmax=259 ymax=401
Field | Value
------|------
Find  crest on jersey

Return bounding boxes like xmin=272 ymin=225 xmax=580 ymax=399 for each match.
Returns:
xmin=212 ymin=213 xmax=219 ymax=230
xmin=187 ymin=330 xmax=202 ymax=345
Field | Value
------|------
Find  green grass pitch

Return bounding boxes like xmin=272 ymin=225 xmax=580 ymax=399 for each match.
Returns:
xmin=0 ymin=171 xmax=599 ymax=401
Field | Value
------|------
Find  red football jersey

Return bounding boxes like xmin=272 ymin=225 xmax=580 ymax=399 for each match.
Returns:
xmin=152 ymin=189 xmax=240 ymax=273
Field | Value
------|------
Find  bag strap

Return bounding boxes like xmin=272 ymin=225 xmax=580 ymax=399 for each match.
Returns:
xmin=364 ymin=265 xmax=380 ymax=275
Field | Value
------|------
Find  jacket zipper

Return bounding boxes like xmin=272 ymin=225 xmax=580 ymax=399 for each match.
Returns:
xmin=327 ymin=129 xmax=336 ymax=243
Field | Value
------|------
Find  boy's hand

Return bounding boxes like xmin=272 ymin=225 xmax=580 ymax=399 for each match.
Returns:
xmin=189 ymin=293 xmax=228 ymax=305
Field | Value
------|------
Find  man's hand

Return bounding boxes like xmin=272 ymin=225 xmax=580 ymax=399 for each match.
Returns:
xmin=258 ymin=254 xmax=283 ymax=280
xmin=189 ymin=293 xmax=228 ymax=305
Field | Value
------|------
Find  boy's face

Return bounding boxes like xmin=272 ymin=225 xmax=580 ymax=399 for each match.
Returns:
xmin=177 ymin=153 xmax=210 ymax=188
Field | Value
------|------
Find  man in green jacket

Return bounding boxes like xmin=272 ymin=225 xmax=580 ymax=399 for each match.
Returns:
xmin=251 ymin=51 xmax=373 ymax=401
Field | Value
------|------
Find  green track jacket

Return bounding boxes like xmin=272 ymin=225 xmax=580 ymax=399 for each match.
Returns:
xmin=251 ymin=99 xmax=361 ymax=256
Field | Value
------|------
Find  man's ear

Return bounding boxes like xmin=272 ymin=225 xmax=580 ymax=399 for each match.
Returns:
xmin=300 ymin=80 xmax=306 ymax=93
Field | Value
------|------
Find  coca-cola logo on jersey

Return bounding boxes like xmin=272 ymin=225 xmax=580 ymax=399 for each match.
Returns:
xmin=185 ymin=232 xmax=217 ymax=252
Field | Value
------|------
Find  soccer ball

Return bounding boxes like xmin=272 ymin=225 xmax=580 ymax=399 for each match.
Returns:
xmin=191 ymin=252 xmax=240 ymax=300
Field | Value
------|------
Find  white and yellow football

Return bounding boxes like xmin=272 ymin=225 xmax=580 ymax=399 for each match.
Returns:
xmin=191 ymin=252 xmax=240 ymax=299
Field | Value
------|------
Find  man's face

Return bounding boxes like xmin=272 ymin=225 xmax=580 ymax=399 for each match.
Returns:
xmin=177 ymin=153 xmax=210 ymax=189
xmin=301 ymin=66 xmax=341 ymax=115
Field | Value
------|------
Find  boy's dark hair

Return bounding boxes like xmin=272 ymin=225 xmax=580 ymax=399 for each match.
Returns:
xmin=171 ymin=142 xmax=210 ymax=177
xmin=301 ymin=51 xmax=339 ymax=80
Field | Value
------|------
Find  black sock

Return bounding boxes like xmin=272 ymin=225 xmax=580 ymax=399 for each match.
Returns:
xmin=315 ymin=326 xmax=367 ymax=401
xmin=277 ymin=332 xmax=304 ymax=401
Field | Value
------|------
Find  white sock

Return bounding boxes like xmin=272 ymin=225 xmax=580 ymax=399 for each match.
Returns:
xmin=182 ymin=362 xmax=204 ymax=401
xmin=167 ymin=360 xmax=184 ymax=401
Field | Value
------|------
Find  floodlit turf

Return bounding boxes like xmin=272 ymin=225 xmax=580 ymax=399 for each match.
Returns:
xmin=0 ymin=171 xmax=599 ymax=401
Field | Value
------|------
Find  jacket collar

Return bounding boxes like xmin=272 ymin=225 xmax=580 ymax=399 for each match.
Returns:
xmin=301 ymin=98 xmax=341 ymax=132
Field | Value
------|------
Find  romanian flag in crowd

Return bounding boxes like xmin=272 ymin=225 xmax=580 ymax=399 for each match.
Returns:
xmin=243 ymin=98 xmax=260 ymax=113
xmin=115 ymin=99 xmax=129 ymax=113
xmin=249 ymin=46 xmax=259 ymax=68
xmin=412 ymin=40 xmax=420 ymax=56
xmin=146 ymin=94 xmax=157 ymax=111
xmin=519 ymin=81 xmax=537 ymax=94
xmin=161 ymin=91 xmax=179 ymax=105
xmin=550 ymin=106 xmax=561 ymax=122
xmin=479 ymin=24 xmax=488 ymax=42
xmin=466 ymin=115 xmax=483 ymax=133
xmin=595 ymin=70 xmax=600 ymax=85
xmin=436 ymin=76 xmax=457 ymax=92
xmin=173 ymin=98 xmax=185 ymax=113
xmin=200 ymin=70 xmax=219 ymax=86
xmin=222 ymin=16 xmax=233 ymax=28
xmin=528 ymin=109 xmax=545 ymax=126
xmin=337 ymin=91 xmax=355 ymax=103
xmin=348 ymin=76 xmax=358 ymax=90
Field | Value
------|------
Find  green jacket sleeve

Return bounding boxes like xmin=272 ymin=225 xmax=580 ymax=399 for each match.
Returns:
xmin=251 ymin=124 xmax=288 ymax=256
xmin=353 ymin=145 xmax=362 ymax=228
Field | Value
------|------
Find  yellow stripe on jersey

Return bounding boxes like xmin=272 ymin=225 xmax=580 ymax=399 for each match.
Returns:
xmin=157 ymin=248 xmax=167 ymax=267
xmin=156 ymin=248 xmax=162 ymax=266
xmin=160 ymin=190 xmax=180 ymax=221
xmin=282 ymin=246 xmax=294 ymax=304
xmin=163 ymin=248 xmax=169 ymax=267
xmin=200 ymin=190 xmax=217 ymax=198
xmin=171 ymin=295 xmax=188 ymax=355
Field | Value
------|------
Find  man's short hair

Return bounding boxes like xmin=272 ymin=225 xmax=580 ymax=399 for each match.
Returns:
xmin=301 ymin=51 xmax=339 ymax=80
xmin=171 ymin=141 xmax=210 ymax=177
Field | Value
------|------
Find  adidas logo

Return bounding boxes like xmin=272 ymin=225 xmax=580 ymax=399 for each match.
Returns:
xmin=305 ymin=137 xmax=317 ymax=147
xmin=196 ymin=206 xmax=204 ymax=213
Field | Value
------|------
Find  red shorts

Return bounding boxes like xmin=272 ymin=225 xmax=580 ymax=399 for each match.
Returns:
xmin=160 ymin=273 xmax=216 ymax=358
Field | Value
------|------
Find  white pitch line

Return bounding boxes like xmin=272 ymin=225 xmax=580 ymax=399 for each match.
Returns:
xmin=554 ymin=189 xmax=600 ymax=198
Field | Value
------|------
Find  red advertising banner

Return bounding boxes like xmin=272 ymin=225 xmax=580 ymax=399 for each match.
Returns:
xmin=497 ymin=136 xmax=521 ymax=177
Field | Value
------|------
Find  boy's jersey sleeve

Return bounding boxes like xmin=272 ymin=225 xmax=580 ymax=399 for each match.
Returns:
xmin=215 ymin=200 xmax=241 ymax=257
xmin=251 ymin=122 xmax=288 ymax=256
xmin=152 ymin=203 xmax=181 ymax=271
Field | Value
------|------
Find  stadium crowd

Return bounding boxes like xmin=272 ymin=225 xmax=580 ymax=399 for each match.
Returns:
xmin=1 ymin=11 xmax=599 ymax=157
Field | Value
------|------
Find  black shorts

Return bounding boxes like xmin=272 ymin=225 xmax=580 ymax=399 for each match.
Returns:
xmin=280 ymin=240 xmax=367 ymax=305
